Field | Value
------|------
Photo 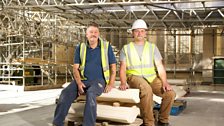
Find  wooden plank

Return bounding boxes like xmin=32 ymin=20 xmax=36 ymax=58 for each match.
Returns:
xmin=168 ymin=79 xmax=187 ymax=85
xmin=14 ymin=58 xmax=68 ymax=65
xmin=67 ymin=102 xmax=140 ymax=124
xmin=24 ymin=84 xmax=63 ymax=91
xmin=78 ymin=88 xmax=140 ymax=104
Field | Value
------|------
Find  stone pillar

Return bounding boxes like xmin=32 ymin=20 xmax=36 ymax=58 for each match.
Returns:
xmin=216 ymin=29 xmax=224 ymax=56
xmin=202 ymin=28 xmax=216 ymax=83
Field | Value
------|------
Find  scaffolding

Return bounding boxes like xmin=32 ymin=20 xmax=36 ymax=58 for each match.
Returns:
xmin=0 ymin=9 xmax=85 ymax=91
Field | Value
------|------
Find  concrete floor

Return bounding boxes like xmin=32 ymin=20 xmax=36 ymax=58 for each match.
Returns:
xmin=0 ymin=84 xmax=224 ymax=126
xmin=170 ymin=91 xmax=224 ymax=126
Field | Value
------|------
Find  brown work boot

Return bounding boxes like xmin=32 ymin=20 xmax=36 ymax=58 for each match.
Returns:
xmin=157 ymin=121 xmax=170 ymax=126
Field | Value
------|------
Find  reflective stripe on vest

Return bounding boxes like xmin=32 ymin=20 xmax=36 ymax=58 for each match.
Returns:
xmin=79 ymin=38 xmax=110 ymax=84
xmin=124 ymin=41 xmax=156 ymax=83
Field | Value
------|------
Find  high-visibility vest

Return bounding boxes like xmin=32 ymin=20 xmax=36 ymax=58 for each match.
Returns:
xmin=79 ymin=38 xmax=110 ymax=84
xmin=124 ymin=41 xmax=156 ymax=83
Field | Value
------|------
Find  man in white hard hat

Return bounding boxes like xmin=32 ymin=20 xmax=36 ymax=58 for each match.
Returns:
xmin=119 ymin=19 xmax=175 ymax=126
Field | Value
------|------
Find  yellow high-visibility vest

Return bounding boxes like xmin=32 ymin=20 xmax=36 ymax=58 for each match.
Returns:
xmin=79 ymin=38 xmax=110 ymax=84
xmin=124 ymin=41 xmax=156 ymax=83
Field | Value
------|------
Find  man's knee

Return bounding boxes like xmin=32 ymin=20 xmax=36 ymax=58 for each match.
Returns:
xmin=58 ymin=89 xmax=71 ymax=104
xmin=58 ymin=83 xmax=78 ymax=103
xmin=86 ymin=92 xmax=97 ymax=106
xmin=60 ymin=88 xmax=69 ymax=98
xmin=164 ymin=90 xmax=176 ymax=100
xmin=96 ymin=82 xmax=104 ymax=95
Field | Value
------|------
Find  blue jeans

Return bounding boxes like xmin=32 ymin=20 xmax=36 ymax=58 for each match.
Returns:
xmin=53 ymin=79 xmax=106 ymax=126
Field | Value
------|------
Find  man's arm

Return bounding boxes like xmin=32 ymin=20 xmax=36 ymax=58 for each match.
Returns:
xmin=104 ymin=63 xmax=116 ymax=93
xmin=155 ymin=60 xmax=172 ymax=92
xmin=119 ymin=61 xmax=128 ymax=90
xmin=73 ymin=64 xmax=86 ymax=94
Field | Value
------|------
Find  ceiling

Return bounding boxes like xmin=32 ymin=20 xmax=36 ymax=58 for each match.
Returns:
xmin=1 ymin=0 xmax=224 ymax=30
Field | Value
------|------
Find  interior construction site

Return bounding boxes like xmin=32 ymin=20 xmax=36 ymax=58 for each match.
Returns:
xmin=0 ymin=0 xmax=224 ymax=126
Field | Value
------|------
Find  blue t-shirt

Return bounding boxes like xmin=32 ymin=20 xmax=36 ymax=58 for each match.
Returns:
xmin=74 ymin=41 xmax=116 ymax=82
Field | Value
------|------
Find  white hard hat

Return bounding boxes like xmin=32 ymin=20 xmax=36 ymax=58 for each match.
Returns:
xmin=131 ymin=19 xmax=148 ymax=30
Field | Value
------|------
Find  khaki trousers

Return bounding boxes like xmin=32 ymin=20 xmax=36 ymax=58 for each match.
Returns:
xmin=127 ymin=75 xmax=175 ymax=126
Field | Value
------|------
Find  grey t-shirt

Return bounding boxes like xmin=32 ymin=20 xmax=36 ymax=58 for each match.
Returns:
xmin=119 ymin=42 xmax=162 ymax=62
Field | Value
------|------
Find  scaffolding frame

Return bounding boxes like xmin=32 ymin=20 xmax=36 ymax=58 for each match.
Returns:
xmin=0 ymin=9 xmax=85 ymax=90
xmin=1 ymin=0 xmax=224 ymax=29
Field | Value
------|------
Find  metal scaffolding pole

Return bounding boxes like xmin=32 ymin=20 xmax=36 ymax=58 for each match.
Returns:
xmin=0 ymin=8 xmax=81 ymax=91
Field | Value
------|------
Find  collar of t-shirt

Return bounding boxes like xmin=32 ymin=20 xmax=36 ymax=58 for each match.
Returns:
xmin=133 ymin=43 xmax=144 ymax=60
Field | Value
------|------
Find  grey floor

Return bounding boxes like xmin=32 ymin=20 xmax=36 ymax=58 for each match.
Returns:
xmin=170 ymin=91 xmax=224 ymax=126
xmin=170 ymin=85 xmax=224 ymax=126
xmin=0 ymin=85 xmax=224 ymax=126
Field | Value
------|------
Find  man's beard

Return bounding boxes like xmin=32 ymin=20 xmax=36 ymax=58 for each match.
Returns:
xmin=136 ymin=36 xmax=145 ymax=41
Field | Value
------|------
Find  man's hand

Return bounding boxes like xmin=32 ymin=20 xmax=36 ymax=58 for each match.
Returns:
xmin=104 ymin=84 xmax=114 ymax=93
xmin=119 ymin=83 xmax=129 ymax=90
xmin=162 ymin=82 xmax=172 ymax=92
xmin=77 ymin=82 xmax=86 ymax=95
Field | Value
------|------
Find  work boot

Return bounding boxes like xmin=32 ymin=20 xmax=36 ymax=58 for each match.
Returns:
xmin=157 ymin=121 xmax=170 ymax=126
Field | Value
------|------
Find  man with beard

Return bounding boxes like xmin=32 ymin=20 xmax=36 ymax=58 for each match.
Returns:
xmin=53 ymin=23 xmax=116 ymax=126
xmin=119 ymin=19 xmax=175 ymax=126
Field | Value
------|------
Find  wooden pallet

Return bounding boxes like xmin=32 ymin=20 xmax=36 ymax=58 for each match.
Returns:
xmin=65 ymin=118 xmax=143 ymax=126
xmin=154 ymin=99 xmax=187 ymax=116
